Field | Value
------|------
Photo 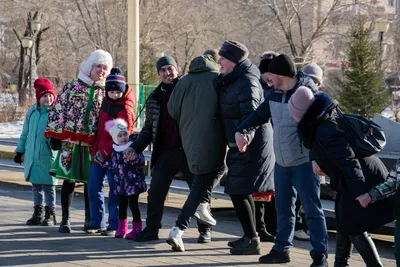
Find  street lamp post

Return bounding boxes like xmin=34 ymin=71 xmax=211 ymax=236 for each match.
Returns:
xmin=375 ymin=21 xmax=390 ymax=68
xmin=21 ymin=19 xmax=41 ymax=93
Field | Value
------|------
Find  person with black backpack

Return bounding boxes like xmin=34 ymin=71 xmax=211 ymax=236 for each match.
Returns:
xmin=357 ymin=159 xmax=400 ymax=267
xmin=288 ymin=87 xmax=394 ymax=267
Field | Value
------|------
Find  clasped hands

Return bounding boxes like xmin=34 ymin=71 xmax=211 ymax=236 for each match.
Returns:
xmin=235 ymin=132 xmax=249 ymax=152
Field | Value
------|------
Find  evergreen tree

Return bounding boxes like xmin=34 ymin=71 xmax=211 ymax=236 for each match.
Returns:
xmin=337 ymin=18 xmax=390 ymax=118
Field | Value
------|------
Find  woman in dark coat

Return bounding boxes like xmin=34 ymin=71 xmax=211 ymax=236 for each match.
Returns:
xmin=288 ymin=87 xmax=393 ymax=267
xmin=216 ymin=41 xmax=275 ymax=256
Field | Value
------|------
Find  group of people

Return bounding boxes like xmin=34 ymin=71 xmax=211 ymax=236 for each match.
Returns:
xmin=14 ymin=40 xmax=399 ymax=267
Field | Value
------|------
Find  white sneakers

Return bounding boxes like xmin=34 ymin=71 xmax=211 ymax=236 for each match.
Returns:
xmin=294 ymin=229 xmax=310 ymax=241
xmin=166 ymin=226 xmax=185 ymax=252
xmin=193 ymin=202 xmax=216 ymax=226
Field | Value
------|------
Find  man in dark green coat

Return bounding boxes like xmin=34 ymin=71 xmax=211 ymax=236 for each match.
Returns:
xmin=166 ymin=53 xmax=226 ymax=251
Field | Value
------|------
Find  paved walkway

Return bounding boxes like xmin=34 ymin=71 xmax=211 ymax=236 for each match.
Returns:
xmin=0 ymin=169 xmax=396 ymax=266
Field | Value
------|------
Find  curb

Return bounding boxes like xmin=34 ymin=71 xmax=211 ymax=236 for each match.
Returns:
xmin=0 ymin=150 xmax=14 ymax=160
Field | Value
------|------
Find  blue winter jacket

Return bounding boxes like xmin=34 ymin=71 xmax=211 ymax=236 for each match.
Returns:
xmin=16 ymin=104 xmax=57 ymax=185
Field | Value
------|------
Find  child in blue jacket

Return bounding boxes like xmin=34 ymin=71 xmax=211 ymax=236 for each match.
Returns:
xmin=15 ymin=78 xmax=57 ymax=226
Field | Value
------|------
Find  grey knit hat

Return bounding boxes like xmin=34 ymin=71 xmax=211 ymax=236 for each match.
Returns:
xmin=156 ymin=56 xmax=178 ymax=73
xmin=303 ymin=63 xmax=323 ymax=85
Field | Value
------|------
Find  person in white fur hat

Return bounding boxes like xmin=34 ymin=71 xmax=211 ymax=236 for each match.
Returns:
xmin=45 ymin=49 xmax=113 ymax=234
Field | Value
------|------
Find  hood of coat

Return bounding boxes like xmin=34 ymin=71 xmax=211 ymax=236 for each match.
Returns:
xmin=188 ymin=55 xmax=219 ymax=74
xmin=297 ymin=92 xmax=335 ymax=149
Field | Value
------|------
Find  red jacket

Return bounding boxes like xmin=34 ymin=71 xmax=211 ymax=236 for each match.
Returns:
xmin=91 ymin=85 xmax=136 ymax=162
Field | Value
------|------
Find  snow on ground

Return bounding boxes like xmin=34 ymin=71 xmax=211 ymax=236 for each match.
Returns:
xmin=0 ymin=120 xmax=23 ymax=139
xmin=0 ymin=93 xmax=18 ymax=107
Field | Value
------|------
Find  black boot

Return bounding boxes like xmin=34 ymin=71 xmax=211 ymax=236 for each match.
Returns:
xmin=59 ymin=180 xmax=74 ymax=233
xmin=58 ymin=205 xmax=71 ymax=233
xmin=42 ymin=206 xmax=57 ymax=226
xmin=229 ymin=236 xmax=261 ymax=255
xmin=259 ymin=249 xmax=291 ymax=264
xmin=27 ymin=205 xmax=43 ymax=225
xmin=311 ymin=253 xmax=328 ymax=267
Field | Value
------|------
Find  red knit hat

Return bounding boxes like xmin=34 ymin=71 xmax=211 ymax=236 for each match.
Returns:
xmin=34 ymin=78 xmax=56 ymax=103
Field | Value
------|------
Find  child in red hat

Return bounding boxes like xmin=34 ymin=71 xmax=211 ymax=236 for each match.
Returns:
xmin=15 ymin=78 xmax=58 ymax=226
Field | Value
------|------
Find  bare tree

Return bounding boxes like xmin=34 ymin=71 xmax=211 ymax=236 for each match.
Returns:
xmin=13 ymin=11 xmax=49 ymax=106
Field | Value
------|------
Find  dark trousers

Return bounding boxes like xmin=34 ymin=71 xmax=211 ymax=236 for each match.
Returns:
xmin=230 ymin=194 xmax=257 ymax=239
xmin=61 ymin=180 xmax=89 ymax=220
xmin=119 ymin=195 xmax=140 ymax=222
xmin=175 ymin=166 xmax=225 ymax=230
xmin=255 ymin=196 xmax=277 ymax=236
xmin=146 ymin=149 xmax=210 ymax=233
xmin=334 ymin=231 xmax=382 ymax=267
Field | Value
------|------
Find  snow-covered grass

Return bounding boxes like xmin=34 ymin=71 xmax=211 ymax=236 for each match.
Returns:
xmin=0 ymin=93 xmax=18 ymax=107
xmin=0 ymin=120 xmax=23 ymax=139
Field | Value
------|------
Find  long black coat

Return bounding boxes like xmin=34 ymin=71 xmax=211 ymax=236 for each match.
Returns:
xmin=216 ymin=59 xmax=275 ymax=195
xmin=298 ymin=92 xmax=393 ymax=234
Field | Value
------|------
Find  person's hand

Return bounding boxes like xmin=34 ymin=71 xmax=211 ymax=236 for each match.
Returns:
xmin=235 ymin=132 xmax=249 ymax=152
xmin=312 ymin=160 xmax=325 ymax=176
xmin=14 ymin=152 xmax=23 ymax=164
xmin=123 ymin=147 xmax=137 ymax=161
xmin=49 ymin=137 xmax=62 ymax=150
xmin=356 ymin=193 xmax=372 ymax=208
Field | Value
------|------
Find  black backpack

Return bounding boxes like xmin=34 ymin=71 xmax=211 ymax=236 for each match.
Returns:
xmin=335 ymin=106 xmax=386 ymax=158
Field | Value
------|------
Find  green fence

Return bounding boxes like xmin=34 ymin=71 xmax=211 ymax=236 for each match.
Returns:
xmin=130 ymin=83 xmax=157 ymax=128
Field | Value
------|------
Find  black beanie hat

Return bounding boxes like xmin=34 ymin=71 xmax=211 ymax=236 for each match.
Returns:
xmin=218 ymin=40 xmax=249 ymax=64
xmin=259 ymin=53 xmax=278 ymax=74
xmin=267 ymin=54 xmax=297 ymax=77
xmin=156 ymin=56 xmax=178 ymax=73
xmin=106 ymin=67 xmax=126 ymax=93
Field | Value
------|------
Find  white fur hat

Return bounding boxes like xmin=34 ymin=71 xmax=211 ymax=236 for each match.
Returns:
xmin=105 ymin=118 xmax=128 ymax=144
xmin=80 ymin=49 xmax=113 ymax=77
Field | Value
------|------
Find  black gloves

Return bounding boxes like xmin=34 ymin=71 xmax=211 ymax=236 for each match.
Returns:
xmin=49 ymin=137 xmax=62 ymax=150
xmin=14 ymin=152 xmax=23 ymax=164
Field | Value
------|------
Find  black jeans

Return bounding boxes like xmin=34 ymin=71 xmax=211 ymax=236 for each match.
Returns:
xmin=119 ymin=195 xmax=140 ymax=222
xmin=175 ymin=166 xmax=225 ymax=230
xmin=230 ymin=194 xmax=257 ymax=239
xmin=334 ymin=231 xmax=382 ymax=267
xmin=146 ymin=149 xmax=210 ymax=233
xmin=255 ymin=196 xmax=277 ymax=236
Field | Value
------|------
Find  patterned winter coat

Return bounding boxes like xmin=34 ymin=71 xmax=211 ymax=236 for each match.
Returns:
xmin=45 ymin=78 xmax=105 ymax=145
xmin=104 ymin=141 xmax=147 ymax=196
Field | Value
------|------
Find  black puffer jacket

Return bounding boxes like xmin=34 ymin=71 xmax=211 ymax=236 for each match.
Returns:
xmin=216 ymin=59 xmax=275 ymax=195
xmin=131 ymin=79 xmax=180 ymax=165
xmin=298 ymin=92 xmax=393 ymax=234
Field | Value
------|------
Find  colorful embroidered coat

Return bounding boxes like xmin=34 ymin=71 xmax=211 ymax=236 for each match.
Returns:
xmin=45 ymin=78 xmax=105 ymax=144
xmin=45 ymin=78 xmax=105 ymax=182
xmin=104 ymin=143 xmax=147 ymax=196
